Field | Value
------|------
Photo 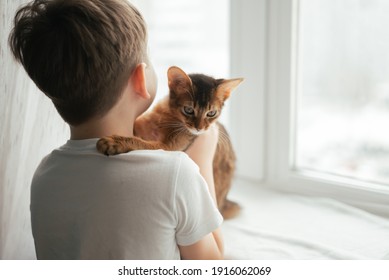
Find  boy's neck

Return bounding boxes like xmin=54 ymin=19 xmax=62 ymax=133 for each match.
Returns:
xmin=69 ymin=73 xmax=152 ymax=140
xmin=69 ymin=85 xmax=142 ymax=140
xmin=70 ymin=114 xmax=135 ymax=140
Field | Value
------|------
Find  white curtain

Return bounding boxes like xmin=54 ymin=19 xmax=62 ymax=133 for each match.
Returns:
xmin=0 ymin=1 xmax=69 ymax=259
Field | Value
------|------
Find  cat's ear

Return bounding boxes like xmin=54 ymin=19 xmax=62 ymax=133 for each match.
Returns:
xmin=167 ymin=66 xmax=192 ymax=95
xmin=217 ymin=78 xmax=244 ymax=100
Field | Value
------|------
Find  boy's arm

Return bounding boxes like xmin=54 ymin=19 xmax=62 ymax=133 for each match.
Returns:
xmin=180 ymin=124 xmax=224 ymax=260
xmin=179 ymin=232 xmax=223 ymax=260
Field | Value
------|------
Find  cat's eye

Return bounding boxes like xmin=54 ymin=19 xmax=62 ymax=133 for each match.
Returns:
xmin=183 ymin=106 xmax=195 ymax=116
xmin=207 ymin=110 xmax=218 ymax=118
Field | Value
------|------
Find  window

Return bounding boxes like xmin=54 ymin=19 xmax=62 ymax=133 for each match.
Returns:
xmin=295 ymin=0 xmax=389 ymax=187
xmin=233 ymin=0 xmax=389 ymax=216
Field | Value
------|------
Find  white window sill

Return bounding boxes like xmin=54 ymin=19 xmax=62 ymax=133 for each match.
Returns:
xmin=222 ymin=178 xmax=389 ymax=259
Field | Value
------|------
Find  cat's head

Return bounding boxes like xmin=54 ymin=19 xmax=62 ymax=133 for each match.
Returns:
xmin=167 ymin=66 xmax=243 ymax=135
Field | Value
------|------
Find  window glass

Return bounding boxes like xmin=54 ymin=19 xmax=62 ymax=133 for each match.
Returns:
xmin=295 ymin=0 xmax=389 ymax=185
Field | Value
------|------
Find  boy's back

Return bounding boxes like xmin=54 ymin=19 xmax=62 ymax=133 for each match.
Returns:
xmin=31 ymin=139 xmax=222 ymax=259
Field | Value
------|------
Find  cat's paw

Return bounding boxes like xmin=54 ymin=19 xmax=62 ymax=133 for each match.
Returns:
xmin=96 ymin=135 xmax=130 ymax=156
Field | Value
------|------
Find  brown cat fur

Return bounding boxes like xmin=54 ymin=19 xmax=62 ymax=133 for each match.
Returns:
xmin=97 ymin=66 xmax=243 ymax=219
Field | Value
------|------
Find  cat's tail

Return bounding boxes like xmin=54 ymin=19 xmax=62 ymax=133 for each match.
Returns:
xmin=221 ymin=199 xmax=241 ymax=220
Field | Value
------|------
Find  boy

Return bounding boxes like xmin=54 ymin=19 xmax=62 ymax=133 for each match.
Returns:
xmin=9 ymin=0 xmax=223 ymax=259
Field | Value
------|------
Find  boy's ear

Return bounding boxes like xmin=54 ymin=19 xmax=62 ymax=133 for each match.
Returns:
xmin=167 ymin=66 xmax=192 ymax=95
xmin=130 ymin=63 xmax=151 ymax=100
xmin=216 ymin=78 xmax=244 ymax=101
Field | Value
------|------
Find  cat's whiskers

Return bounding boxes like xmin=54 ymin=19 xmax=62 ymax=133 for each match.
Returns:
xmin=158 ymin=121 xmax=184 ymax=129
xmin=156 ymin=120 xmax=193 ymax=141
xmin=158 ymin=124 xmax=183 ymax=129
xmin=166 ymin=126 xmax=187 ymax=140
xmin=217 ymin=128 xmax=231 ymax=148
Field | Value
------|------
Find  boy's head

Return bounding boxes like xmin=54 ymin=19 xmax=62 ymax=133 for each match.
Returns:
xmin=9 ymin=0 xmax=148 ymax=126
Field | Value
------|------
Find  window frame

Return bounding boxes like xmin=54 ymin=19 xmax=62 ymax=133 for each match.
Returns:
xmin=230 ymin=0 xmax=389 ymax=217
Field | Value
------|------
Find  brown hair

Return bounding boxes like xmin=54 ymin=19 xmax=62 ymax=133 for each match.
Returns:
xmin=9 ymin=0 xmax=147 ymax=125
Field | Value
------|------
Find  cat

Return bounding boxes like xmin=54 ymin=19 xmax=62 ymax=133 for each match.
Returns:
xmin=96 ymin=66 xmax=243 ymax=219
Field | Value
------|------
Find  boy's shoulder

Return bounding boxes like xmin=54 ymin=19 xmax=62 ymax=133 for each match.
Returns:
xmin=32 ymin=141 xmax=202 ymax=200
xmin=124 ymin=149 xmax=201 ymax=180
xmin=130 ymin=149 xmax=196 ymax=168
xmin=38 ymin=139 xmax=198 ymax=178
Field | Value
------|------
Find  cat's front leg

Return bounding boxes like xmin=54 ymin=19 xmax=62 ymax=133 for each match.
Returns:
xmin=96 ymin=135 xmax=165 ymax=156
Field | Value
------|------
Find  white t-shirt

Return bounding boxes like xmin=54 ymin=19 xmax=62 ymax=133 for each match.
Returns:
xmin=30 ymin=139 xmax=223 ymax=259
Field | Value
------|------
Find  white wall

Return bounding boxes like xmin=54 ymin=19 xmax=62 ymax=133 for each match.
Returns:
xmin=0 ymin=1 xmax=69 ymax=259
xmin=230 ymin=0 xmax=266 ymax=182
